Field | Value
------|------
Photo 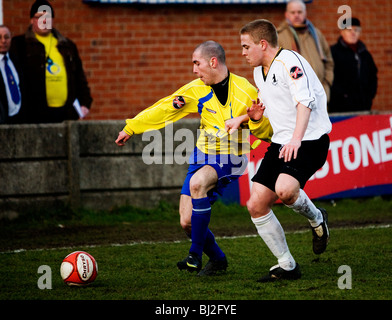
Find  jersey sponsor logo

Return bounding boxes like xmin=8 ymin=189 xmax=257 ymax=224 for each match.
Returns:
xmin=206 ymin=108 xmax=216 ymax=114
xmin=173 ymin=96 xmax=186 ymax=109
xmin=290 ymin=66 xmax=304 ymax=80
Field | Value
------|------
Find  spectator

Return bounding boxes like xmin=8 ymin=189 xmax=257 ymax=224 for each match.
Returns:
xmin=329 ymin=17 xmax=378 ymax=113
xmin=277 ymin=0 xmax=334 ymax=101
xmin=10 ymin=0 xmax=92 ymax=123
xmin=0 ymin=25 xmax=25 ymax=124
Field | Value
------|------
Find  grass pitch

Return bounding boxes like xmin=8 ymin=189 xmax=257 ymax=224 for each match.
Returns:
xmin=1 ymin=197 xmax=391 ymax=304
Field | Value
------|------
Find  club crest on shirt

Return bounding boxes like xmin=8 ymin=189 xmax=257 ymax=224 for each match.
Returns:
xmin=173 ymin=96 xmax=186 ymax=109
xmin=272 ymin=74 xmax=278 ymax=86
xmin=290 ymin=66 xmax=304 ymax=80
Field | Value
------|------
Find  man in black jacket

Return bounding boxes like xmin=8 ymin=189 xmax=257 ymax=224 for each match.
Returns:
xmin=0 ymin=25 xmax=25 ymax=124
xmin=10 ymin=0 xmax=92 ymax=123
xmin=329 ymin=18 xmax=378 ymax=113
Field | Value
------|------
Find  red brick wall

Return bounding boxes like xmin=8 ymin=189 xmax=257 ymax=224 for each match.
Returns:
xmin=4 ymin=0 xmax=392 ymax=120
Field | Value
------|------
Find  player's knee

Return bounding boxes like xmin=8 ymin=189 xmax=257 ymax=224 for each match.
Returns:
xmin=276 ymin=185 xmax=296 ymax=204
xmin=189 ymin=177 xmax=206 ymax=198
xmin=247 ymin=197 xmax=262 ymax=218
xmin=247 ymin=194 xmax=273 ymax=218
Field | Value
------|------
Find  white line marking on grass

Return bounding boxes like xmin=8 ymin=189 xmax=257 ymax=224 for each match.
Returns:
xmin=1 ymin=224 xmax=390 ymax=254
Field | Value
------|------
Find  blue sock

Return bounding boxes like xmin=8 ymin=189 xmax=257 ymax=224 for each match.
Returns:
xmin=184 ymin=229 xmax=225 ymax=261
xmin=189 ymin=197 xmax=212 ymax=259
xmin=204 ymin=229 xmax=226 ymax=261
xmin=189 ymin=197 xmax=225 ymax=261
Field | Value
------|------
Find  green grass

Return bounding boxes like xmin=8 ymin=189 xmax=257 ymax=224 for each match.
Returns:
xmin=1 ymin=227 xmax=391 ymax=301
xmin=2 ymin=196 xmax=392 ymax=252
xmin=0 ymin=197 xmax=391 ymax=303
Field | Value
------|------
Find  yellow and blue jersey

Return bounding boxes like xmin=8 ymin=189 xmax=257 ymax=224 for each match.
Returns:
xmin=123 ymin=72 xmax=272 ymax=155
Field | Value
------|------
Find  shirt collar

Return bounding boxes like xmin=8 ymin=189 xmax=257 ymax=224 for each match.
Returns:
xmin=0 ymin=52 xmax=9 ymax=61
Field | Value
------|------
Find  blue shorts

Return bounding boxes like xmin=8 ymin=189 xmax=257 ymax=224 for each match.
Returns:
xmin=181 ymin=147 xmax=248 ymax=204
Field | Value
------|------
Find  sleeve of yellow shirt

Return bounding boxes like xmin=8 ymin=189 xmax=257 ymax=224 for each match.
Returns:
xmin=248 ymin=116 xmax=273 ymax=143
xmin=123 ymin=82 xmax=200 ymax=136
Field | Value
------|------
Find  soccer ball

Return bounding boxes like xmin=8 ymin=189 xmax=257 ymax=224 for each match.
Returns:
xmin=60 ymin=251 xmax=98 ymax=286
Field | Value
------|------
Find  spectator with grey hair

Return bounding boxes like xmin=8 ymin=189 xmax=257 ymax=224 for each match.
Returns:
xmin=277 ymin=0 xmax=334 ymax=102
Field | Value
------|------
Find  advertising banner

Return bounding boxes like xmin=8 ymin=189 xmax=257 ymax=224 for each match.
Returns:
xmin=230 ymin=114 xmax=392 ymax=205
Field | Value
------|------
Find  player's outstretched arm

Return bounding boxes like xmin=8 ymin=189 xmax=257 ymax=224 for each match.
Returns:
xmin=115 ymin=130 xmax=132 ymax=146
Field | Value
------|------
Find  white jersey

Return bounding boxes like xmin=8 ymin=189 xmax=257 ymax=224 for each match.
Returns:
xmin=254 ymin=48 xmax=332 ymax=145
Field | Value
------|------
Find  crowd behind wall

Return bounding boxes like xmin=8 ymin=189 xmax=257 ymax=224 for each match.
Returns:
xmin=3 ymin=0 xmax=392 ymax=120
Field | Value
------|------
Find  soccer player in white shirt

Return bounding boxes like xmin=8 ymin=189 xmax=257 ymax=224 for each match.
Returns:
xmin=240 ymin=19 xmax=332 ymax=282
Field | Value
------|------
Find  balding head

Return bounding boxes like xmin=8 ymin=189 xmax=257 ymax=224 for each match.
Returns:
xmin=193 ymin=41 xmax=226 ymax=65
xmin=285 ymin=0 xmax=307 ymax=27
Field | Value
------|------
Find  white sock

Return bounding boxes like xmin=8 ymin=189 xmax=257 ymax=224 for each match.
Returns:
xmin=286 ymin=189 xmax=323 ymax=228
xmin=251 ymin=210 xmax=296 ymax=271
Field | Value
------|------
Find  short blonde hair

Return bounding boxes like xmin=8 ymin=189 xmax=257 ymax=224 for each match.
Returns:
xmin=240 ymin=19 xmax=278 ymax=48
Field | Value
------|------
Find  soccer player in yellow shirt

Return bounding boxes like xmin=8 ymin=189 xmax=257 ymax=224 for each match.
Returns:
xmin=116 ymin=41 xmax=272 ymax=276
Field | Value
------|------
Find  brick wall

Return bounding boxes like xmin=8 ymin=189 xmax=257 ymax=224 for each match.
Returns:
xmin=4 ymin=0 xmax=392 ymax=120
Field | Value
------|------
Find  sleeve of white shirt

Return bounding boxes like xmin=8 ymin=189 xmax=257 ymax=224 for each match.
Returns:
xmin=283 ymin=52 xmax=318 ymax=110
